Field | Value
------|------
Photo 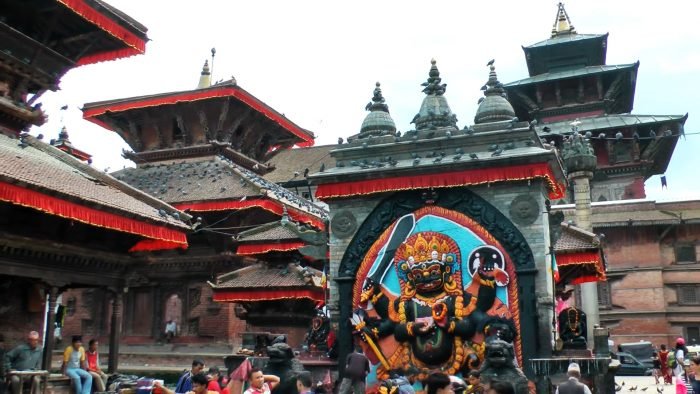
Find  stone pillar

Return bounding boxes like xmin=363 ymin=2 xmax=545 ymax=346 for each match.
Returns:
xmin=42 ymin=287 xmax=59 ymax=370
xmin=334 ymin=276 xmax=355 ymax=377
xmin=108 ymin=292 xmax=124 ymax=373
xmin=569 ymin=170 xmax=599 ymax=345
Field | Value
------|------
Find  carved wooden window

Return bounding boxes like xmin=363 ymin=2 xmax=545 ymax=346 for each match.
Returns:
xmin=598 ymin=281 xmax=612 ymax=309
xmin=612 ymin=141 xmax=632 ymax=163
xmin=675 ymin=244 xmax=697 ymax=264
xmin=678 ymin=286 xmax=700 ymax=305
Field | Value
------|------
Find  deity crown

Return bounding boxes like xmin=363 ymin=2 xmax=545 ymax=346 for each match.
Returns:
xmin=399 ymin=233 xmax=451 ymax=265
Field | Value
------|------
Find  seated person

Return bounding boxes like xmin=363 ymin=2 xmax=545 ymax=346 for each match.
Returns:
xmin=165 ymin=321 xmax=177 ymax=343
xmin=62 ymin=336 xmax=92 ymax=394
xmin=86 ymin=339 xmax=107 ymax=392
xmin=4 ymin=331 xmax=43 ymax=394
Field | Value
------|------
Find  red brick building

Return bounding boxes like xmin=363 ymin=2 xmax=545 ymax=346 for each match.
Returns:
xmin=555 ymin=200 xmax=700 ymax=347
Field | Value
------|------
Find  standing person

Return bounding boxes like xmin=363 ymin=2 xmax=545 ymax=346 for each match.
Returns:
xmin=424 ymin=372 xmax=454 ymax=394
xmin=688 ymin=356 xmax=700 ymax=394
xmin=652 ymin=351 xmax=661 ymax=385
xmin=486 ymin=381 xmax=514 ymax=394
xmin=338 ymin=347 xmax=370 ymax=394
xmin=165 ymin=321 xmax=177 ymax=343
xmin=243 ymin=369 xmax=279 ymax=394
xmin=660 ymin=344 xmax=673 ymax=385
xmin=86 ymin=339 xmax=107 ymax=392
xmin=555 ymin=363 xmax=592 ymax=394
xmin=4 ymin=331 xmax=43 ymax=394
xmin=674 ymin=338 xmax=688 ymax=393
xmin=465 ymin=371 xmax=485 ymax=394
xmin=62 ymin=336 xmax=92 ymax=394
xmin=206 ymin=367 xmax=222 ymax=394
xmin=296 ymin=373 xmax=314 ymax=394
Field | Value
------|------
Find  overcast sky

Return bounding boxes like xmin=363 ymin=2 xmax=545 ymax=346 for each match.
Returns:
xmin=32 ymin=0 xmax=700 ymax=201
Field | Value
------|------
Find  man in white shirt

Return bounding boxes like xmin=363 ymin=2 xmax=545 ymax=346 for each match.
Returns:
xmin=165 ymin=320 xmax=177 ymax=343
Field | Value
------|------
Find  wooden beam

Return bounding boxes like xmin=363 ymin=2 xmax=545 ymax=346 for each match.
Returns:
xmin=41 ymin=287 xmax=59 ymax=370
xmin=127 ymin=119 xmax=144 ymax=151
xmin=198 ymin=109 xmax=211 ymax=141
xmin=216 ymin=98 xmax=230 ymax=141
xmin=108 ymin=291 xmax=124 ymax=373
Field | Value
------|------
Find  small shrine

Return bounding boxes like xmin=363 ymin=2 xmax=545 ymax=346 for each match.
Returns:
xmin=311 ymin=59 xmax=571 ymax=392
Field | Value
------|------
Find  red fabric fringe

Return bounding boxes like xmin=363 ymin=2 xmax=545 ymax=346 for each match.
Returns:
xmin=212 ymin=288 xmax=324 ymax=303
xmin=556 ymin=251 xmax=606 ymax=284
xmin=129 ymin=238 xmax=187 ymax=252
xmin=173 ymin=198 xmax=325 ymax=230
xmin=0 ymin=181 xmax=187 ymax=247
xmin=56 ymin=0 xmax=147 ymax=65
xmin=315 ymin=163 xmax=566 ymax=200
xmin=83 ymin=87 xmax=314 ymax=147
xmin=236 ymin=241 xmax=306 ymax=255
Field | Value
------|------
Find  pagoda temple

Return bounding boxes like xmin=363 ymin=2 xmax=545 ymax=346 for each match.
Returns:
xmin=74 ymin=61 xmax=329 ymax=351
xmin=0 ymin=0 xmax=197 ymax=375
xmin=503 ymin=3 xmax=687 ymax=202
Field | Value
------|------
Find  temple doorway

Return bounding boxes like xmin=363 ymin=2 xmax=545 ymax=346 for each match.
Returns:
xmin=164 ymin=294 xmax=183 ymax=335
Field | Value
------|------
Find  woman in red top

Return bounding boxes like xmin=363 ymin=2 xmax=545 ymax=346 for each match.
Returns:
xmin=659 ymin=344 xmax=673 ymax=384
xmin=206 ymin=367 xmax=223 ymax=394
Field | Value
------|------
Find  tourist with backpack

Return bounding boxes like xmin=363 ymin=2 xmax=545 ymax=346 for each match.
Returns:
xmin=660 ymin=344 xmax=673 ymax=385
xmin=672 ymin=338 xmax=689 ymax=394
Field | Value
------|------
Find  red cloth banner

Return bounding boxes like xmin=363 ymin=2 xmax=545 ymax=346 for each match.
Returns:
xmin=212 ymin=288 xmax=324 ymax=303
xmin=0 ymin=181 xmax=187 ymax=248
xmin=315 ymin=163 xmax=566 ymax=200
xmin=56 ymin=0 xmax=147 ymax=65
xmin=236 ymin=241 xmax=306 ymax=255
xmin=173 ymin=198 xmax=325 ymax=230
xmin=83 ymin=87 xmax=314 ymax=147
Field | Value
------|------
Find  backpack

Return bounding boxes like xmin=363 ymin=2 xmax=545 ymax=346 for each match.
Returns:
xmin=667 ymin=351 xmax=677 ymax=369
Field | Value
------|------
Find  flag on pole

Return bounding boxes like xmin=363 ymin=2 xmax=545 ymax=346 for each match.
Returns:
xmin=321 ymin=265 xmax=327 ymax=290
xmin=552 ymin=253 xmax=560 ymax=283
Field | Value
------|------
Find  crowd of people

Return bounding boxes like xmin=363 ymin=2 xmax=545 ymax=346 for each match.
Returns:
xmin=8 ymin=329 xmax=700 ymax=394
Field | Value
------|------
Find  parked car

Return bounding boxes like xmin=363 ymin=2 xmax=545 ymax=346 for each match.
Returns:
xmin=620 ymin=341 xmax=654 ymax=369
xmin=684 ymin=345 xmax=700 ymax=366
xmin=615 ymin=352 xmax=653 ymax=376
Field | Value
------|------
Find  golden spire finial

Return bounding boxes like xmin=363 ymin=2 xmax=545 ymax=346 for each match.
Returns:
xmin=551 ymin=2 xmax=576 ymax=38
xmin=197 ymin=60 xmax=211 ymax=89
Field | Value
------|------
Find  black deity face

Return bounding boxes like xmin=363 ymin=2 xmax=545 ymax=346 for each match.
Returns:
xmin=411 ymin=259 xmax=445 ymax=293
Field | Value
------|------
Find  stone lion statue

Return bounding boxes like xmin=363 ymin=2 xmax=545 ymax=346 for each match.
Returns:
xmin=263 ymin=342 xmax=305 ymax=394
xmin=478 ymin=339 xmax=529 ymax=394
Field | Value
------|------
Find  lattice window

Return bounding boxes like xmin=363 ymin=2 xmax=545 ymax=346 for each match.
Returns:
xmin=598 ymin=281 xmax=612 ymax=309
xmin=675 ymin=244 xmax=697 ymax=264
xmin=678 ymin=286 xmax=700 ymax=305
xmin=687 ymin=327 xmax=700 ymax=345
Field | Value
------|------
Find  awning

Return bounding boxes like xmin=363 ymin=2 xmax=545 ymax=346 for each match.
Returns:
xmin=0 ymin=181 xmax=187 ymax=251
xmin=173 ymin=198 xmax=325 ymax=230
xmin=212 ymin=288 xmax=324 ymax=303
xmin=57 ymin=0 xmax=147 ymax=65
xmin=315 ymin=163 xmax=566 ymax=200
xmin=555 ymin=251 xmax=606 ymax=285
xmin=236 ymin=241 xmax=306 ymax=255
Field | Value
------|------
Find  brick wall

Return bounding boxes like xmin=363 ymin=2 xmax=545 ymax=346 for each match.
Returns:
xmin=0 ymin=276 xmax=47 ymax=346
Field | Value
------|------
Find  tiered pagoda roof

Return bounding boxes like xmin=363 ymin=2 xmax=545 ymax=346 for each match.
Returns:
xmin=1 ymin=0 xmax=148 ymax=133
xmin=82 ymin=80 xmax=315 ymax=164
xmin=0 ymin=133 xmax=189 ymax=252
xmin=500 ymin=3 xmax=688 ymax=199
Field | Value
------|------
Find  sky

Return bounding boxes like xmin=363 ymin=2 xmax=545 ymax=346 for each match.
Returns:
xmin=31 ymin=0 xmax=700 ymax=201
